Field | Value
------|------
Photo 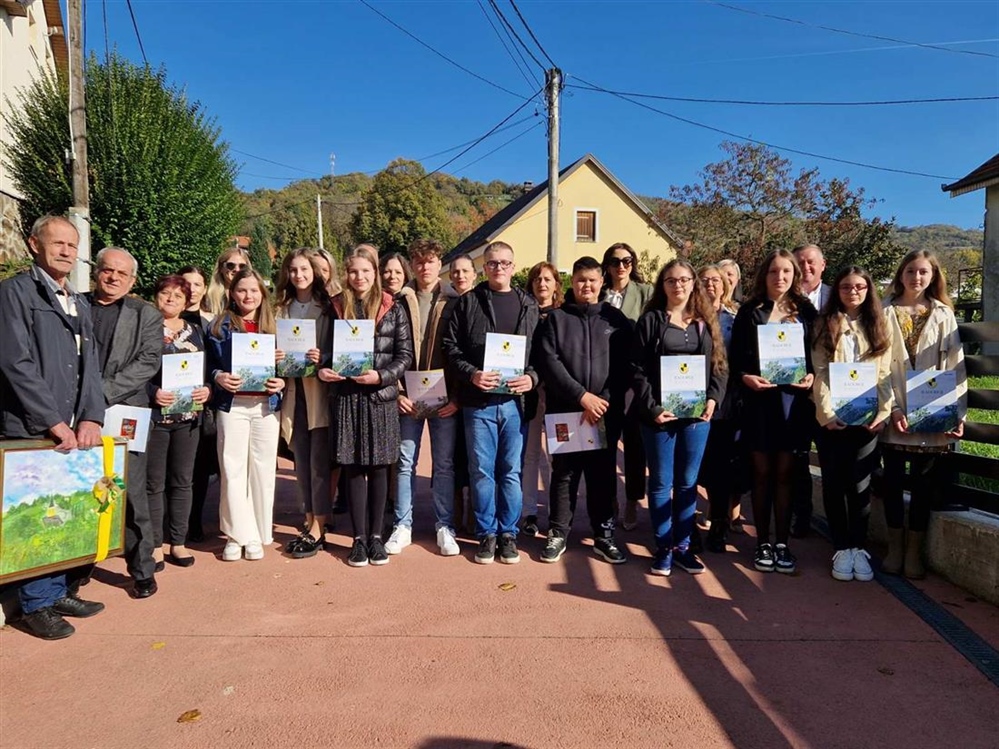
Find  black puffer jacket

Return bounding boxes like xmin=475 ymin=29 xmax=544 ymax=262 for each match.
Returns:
xmin=331 ymin=292 xmax=413 ymax=403
xmin=442 ymin=281 xmax=539 ymax=408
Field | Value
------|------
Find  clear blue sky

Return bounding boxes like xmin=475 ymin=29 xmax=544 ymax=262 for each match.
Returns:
xmin=87 ymin=1 xmax=998 ymax=230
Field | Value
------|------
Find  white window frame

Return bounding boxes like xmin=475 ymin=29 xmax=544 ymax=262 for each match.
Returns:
xmin=574 ymin=208 xmax=599 ymax=243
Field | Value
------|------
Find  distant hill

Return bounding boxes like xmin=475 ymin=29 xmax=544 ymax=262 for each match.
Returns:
xmin=892 ymin=224 xmax=983 ymax=255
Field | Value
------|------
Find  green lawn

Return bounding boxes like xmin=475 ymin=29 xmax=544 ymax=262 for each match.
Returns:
xmin=960 ymin=375 xmax=999 ymax=491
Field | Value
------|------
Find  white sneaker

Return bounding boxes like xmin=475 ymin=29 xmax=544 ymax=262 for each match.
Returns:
xmin=244 ymin=541 xmax=264 ymax=560
xmin=831 ymin=549 xmax=854 ymax=581
xmin=437 ymin=526 xmax=460 ymax=556
xmin=384 ymin=525 xmax=412 ymax=555
xmin=852 ymin=548 xmax=874 ymax=582
xmin=222 ymin=540 xmax=241 ymax=562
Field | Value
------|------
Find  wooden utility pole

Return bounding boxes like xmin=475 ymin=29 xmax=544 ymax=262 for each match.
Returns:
xmin=67 ymin=0 xmax=91 ymax=290
xmin=545 ymin=68 xmax=561 ymax=268
xmin=316 ymin=194 xmax=325 ymax=250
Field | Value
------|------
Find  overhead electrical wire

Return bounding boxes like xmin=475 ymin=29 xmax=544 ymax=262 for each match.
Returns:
xmin=508 ymin=0 xmax=557 ymax=69
xmin=359 ymin=0 xmax=530 ymax=100
xmin=231 ymin=148 xmax=317 ymax=175
xmin=487 ymin=0 xmax=546 ymax=72
xmin=704 ymin=0 xmax=999 ymax=60
xmin=124 ymin=0 xmax=148 ymax=65
xmin=477 ymin=0 xmax=539 ymax=92
xmin=453 ymin=119 xmax=543 ymax=174
xmin=566 ymin=83 xmax=999 ymax=107
xmin=572 ymin=75 xmax=958 ymax=180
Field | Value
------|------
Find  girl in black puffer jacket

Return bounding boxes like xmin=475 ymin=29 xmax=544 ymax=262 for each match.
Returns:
xmin=319 ymin=247 xmax=413 ymax=568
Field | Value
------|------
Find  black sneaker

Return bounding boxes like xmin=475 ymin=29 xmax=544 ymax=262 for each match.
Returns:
xmin=52 ymin=594 xmax=105 ymax=618
xmin=754 ymin=543 xmax=776 ymax=573
xmin=674 ymin=549 xmax=705 ymax=574
xmin=21 ymin=607 xmax=75 ymax=640
xmin=540 ymin=532 xmax=567 ymax=563
xmin=368 ymin=536 xmax=389 ymax=566
xmin=593 ymin=536 xmax=627 ymax=564
xmin=498 ymin=533 xmax=520 ymax=564
xmin=774 ymin=543 xmax=797 ymax=574
xmin=475 ymin=535 xmax=497 ymax=565
xmin=521 ymin=514 xmax=540 ymax=537
xmin=347 ymin=538 xmax=369 ymax=567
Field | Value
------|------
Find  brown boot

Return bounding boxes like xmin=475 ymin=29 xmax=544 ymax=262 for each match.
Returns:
xmin=882 ymin=528 xmax=904 ymax=575
xmin=904 ymin=530 xmax=926 ymax=580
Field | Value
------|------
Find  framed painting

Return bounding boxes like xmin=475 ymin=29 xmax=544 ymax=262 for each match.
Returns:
xmin=0 ymin=439 xmax=128 ymax=584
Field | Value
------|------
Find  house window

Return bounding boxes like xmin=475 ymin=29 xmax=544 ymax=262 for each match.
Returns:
xmin=576 ymin=210 xmax=597 ymax=242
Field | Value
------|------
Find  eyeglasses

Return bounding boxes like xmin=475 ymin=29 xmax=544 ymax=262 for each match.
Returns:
xmin=484 ymin=260 xmax=513 ymax=271
xmin=608 ymin=257 xmax=633 ymax=268
xmin=224 ymin=262 xmax=247 ymax=271
xmin=664 ymin=277 xmax=694 ymax=286
xmin=839 ymin=284 xmax=868 ymax=292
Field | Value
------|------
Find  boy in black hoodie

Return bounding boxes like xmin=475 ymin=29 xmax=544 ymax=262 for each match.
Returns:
xmin=535 ymin=256 xmax=633 ymax=563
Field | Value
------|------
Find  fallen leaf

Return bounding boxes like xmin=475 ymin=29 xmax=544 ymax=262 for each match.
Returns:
xmin=273 ymin=573 xmax=283 ymax=578
xmin=151 ymin=642 xmax=166 ymax=650
xmin=177 ymin=709 xmax=202 ymax=724
xmin=498 ymin=583 xmax=516 ymax=591
xmin=314 ymin=581 xmax=325 ymax=586
xmin=222 ymin=686 xmax=234 ymax=696
xmin=877 ymin=667 xmax=895 ymax=676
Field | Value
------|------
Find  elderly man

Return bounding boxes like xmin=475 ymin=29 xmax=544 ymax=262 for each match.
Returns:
xmin=83 ymin=247 xmax=162 ymax=598
xmin=0 ymin=215 xmax=107 ymax=639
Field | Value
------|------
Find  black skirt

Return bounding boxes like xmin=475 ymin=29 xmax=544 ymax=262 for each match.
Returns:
xmin=331 ymin=392 xmax=400 ymax=466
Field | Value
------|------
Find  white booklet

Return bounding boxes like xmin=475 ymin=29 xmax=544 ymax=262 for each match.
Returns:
xmin=544 ymin=413 xmax=607 ymax=455
xmin=231 ymin=333 xmax=276 ymax=392
xmin=906 ymin=369 xmax=959 ymax=433
xmin=102 ymin=404 xmax=152 ymax=452
xmin=829 ymin=361 xmax=878 ymax=426
xmin=659 ymin=355 xmax=707 ymax=418
xmin=483 ymin=332 xmax=526 ymax=394
xmin=276 ymin=319 xmax=317 ymax=378
xmin=404 ymin=370 xmax=448 ymax=415
xmin=758 ymin=323 xmax=807 ymax=385
xmin=161 ymin=351 xmax=204 ymax=415
xmin=331 ymin=319 xmax=375 ymax=376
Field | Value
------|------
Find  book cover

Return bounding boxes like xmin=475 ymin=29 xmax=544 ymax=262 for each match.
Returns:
xmin=331 ymin=320 xmax=375 ymax=376
xmin=906 ymin=369 xmax=959 ymax=433
xmin=758 ymin=323 xmax=807 ymax=385
xmin=544 ymin=413 xmax=607 ymax=455
xmin=231 ymin=333 xmax=276 ymax=392
xmin=276 ymin=319 xmax=317 ymax=378
xmin=404 ymin=370 xmax=448 ymax=416
xmin=483 ymin=332 xmax=526 ymax=394
xmin=102 ymin=405 xmax=152 ymax=452
xmin=829 ymin=361 xmax=878 ymax=426
xmin=161 ymin=351 xmax=205 ymax=414
xmin=659 ymin=355 xmax=707 ymax=418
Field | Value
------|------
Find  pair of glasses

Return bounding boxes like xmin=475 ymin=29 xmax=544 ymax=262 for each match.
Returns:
xmin=839 ymin=284 xmax=868 ymax=292
xmin=224 ymin=262 xmax=247 ymax=271
xmin=608 ymin=257 xmax=633 ymax=268
xmin=664 ymin=277 xmax=694 ymax=286
xmin=484 ymin=260 xmax=513 ymax=271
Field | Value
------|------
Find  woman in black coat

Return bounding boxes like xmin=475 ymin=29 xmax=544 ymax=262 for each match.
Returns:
xmin=319 ymin=247 xmax=413 ymax=568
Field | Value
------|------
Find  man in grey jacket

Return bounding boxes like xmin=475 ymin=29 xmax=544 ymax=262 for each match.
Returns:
xmin=0 ymin=215 xmax=107 ymax=639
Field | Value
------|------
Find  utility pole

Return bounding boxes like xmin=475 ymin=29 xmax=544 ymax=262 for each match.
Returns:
xmin=67 ymin=0 xmax=91 ymax=290
xmin=316 ymin=194 xmax=324 ymax=250
xmin=330 ymin=153 xmax=336 ymax=179
xmin=545 ymin=68 xmax=561 ymax=269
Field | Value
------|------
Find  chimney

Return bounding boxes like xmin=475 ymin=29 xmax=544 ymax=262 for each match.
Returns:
xmin=522 ymin=181 xmax=534 ymax=193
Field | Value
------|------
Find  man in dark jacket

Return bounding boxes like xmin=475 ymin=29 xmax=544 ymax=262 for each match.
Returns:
xmin=84 ymin=247 xmax=162 ymax=599
xmin=0 ymin=215 xmax=107 ymax=639
xmin=442 ymin=241 xmax=538 ymax=565
xmin=536 ymin=256 xmax=632 ymax=564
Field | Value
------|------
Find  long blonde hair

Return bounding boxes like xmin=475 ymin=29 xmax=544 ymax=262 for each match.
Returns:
xmin=206 ymin=247 xmax=252 ymax=316
xmin=340 ymin=246 xmax=383 ymax=321
xmin=211 ymin=269 xmax=276 ymax=337
xmin=887 ymin=249 xmax=953 ymax=308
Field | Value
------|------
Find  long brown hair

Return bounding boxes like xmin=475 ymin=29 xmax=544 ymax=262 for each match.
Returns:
xmin=887 ymin=249 xmax=953 ymax=308
xmin=750 ymin=249 xmax=810 ymax=314
xmin=526 ymin=261 xmax=564 ymax=309
xmin=814 ymin=265 xmax=890 ymax=360
xmin=275 ymin=248 xmax=331 ymax=312
xmin=211 ymin=269 xmax=276 ymax=337
xmin=340 ymin=246 xmax=383 ymax=321
xmin=646 ymin=259 xmax=728 ymax=377
xmin=602 ymin=242 xmax=646 ymax=285
xmin=206 ymin=247 xmax=252 ymax=316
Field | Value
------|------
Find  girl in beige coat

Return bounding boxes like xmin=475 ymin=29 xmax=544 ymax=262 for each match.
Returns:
xmin=881 ymin=250 xmax=967 ymax=579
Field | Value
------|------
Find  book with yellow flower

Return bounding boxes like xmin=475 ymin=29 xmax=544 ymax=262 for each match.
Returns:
xmin=757 ymin=323 xmax=806 ymax=385
xmin=659 ymin=355 xmax=706 ymax=418
xmin=161 ymin=351 xmax=205 ymax=414
xmin=483 ymin=332 xmax=526 ymax=394
xmin=829 ymin=361 xmax=877 ymax=425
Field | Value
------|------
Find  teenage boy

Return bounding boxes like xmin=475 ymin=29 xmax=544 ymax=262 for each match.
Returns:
xmin=388 ymin=238 xmax=461 ymax=556
xmin=535 ymin=256 xmax=632 ymax=563
xmin=442 ymin=241 xmax=538 ymax=564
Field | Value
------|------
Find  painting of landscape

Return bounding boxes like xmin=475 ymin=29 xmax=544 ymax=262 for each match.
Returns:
xmin=0 ymin=443 xmax=127 ymax=582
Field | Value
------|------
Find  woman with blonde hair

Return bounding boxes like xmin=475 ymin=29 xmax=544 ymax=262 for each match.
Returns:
xmin=311 ymin=248 xmax=343 ymax=297
xmin=206 ymin=247 xmax=252 ymax=316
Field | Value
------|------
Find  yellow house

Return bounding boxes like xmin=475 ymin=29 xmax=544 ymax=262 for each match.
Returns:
xmin=443 ymin=153 xmax=680 ymax=277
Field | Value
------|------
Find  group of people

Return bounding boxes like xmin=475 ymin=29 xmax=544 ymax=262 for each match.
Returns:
xmin=0 ymin=214 xmax=966 ymax=642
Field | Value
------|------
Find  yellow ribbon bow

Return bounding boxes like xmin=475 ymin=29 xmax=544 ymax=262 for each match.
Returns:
xmin=91 ymin=436 xmax=124 ymax=562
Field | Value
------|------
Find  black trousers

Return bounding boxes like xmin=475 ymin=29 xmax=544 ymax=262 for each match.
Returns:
xmin=622 ymin=404 xmax=647 ymax=502
xmin=345 ymin=464 xmax=389 ymax=539
xmin=188 ymin=421 xmax=219 ymax=535
xmin=881 ymin=445 xmax=947 ymax=533
xmin=147 ymin=421 xmax=200 ymax=546
xmin=700 ymin=419 xmax=739 ymax=524
xmin=816 ymin=426 xmax=878 ymax=550
xmin=548 ymin=448 xmax=616 ymax=537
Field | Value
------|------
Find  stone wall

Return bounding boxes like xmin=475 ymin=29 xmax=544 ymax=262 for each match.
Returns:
xmin=0 ymin=192 xmax=27 ymax=263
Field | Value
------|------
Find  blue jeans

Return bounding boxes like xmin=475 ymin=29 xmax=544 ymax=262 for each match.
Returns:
xmin=642 ymin=420 xmax=711 ymax=551
xmin=19 ymin=573 xmax=67 ymax=614
xmin=396 ymin=412 xmax=457 ymax=530
xmin=464 ymin=398 xmax=527 ymax=538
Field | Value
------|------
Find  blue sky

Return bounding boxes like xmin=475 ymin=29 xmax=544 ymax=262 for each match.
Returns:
xmin=86 ymin=1 xmax=998 ymax=229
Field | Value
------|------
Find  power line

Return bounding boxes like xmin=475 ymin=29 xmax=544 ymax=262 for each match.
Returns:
xmin=232 ymin=148 xmax=318 ymax=176
xmin=573 ymin=76 xmax=958 ymax=180
xmin=704 ymin=0 xmax=999 ymax=60
xmin=359 ymin=0 xmax=530 ymax=100
xmin=124 ymin=0 xmax=148 ymax=65
xmin=566 ymin=83 xmax=999 ymax=107
xmin=508 ymin=0 xmax=557 ymax=68
xmin=487 ymin=0 xmax=545 ymax=72
xmin=485 ymin=0 xmax=542 ymax=89
xmin=477 ymin=0 xmax=537 ymax=92
xmin=453 ymin=119 xmax=543 ymax=174
xmin=415 ymin=113 xmax=539 ymax=162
